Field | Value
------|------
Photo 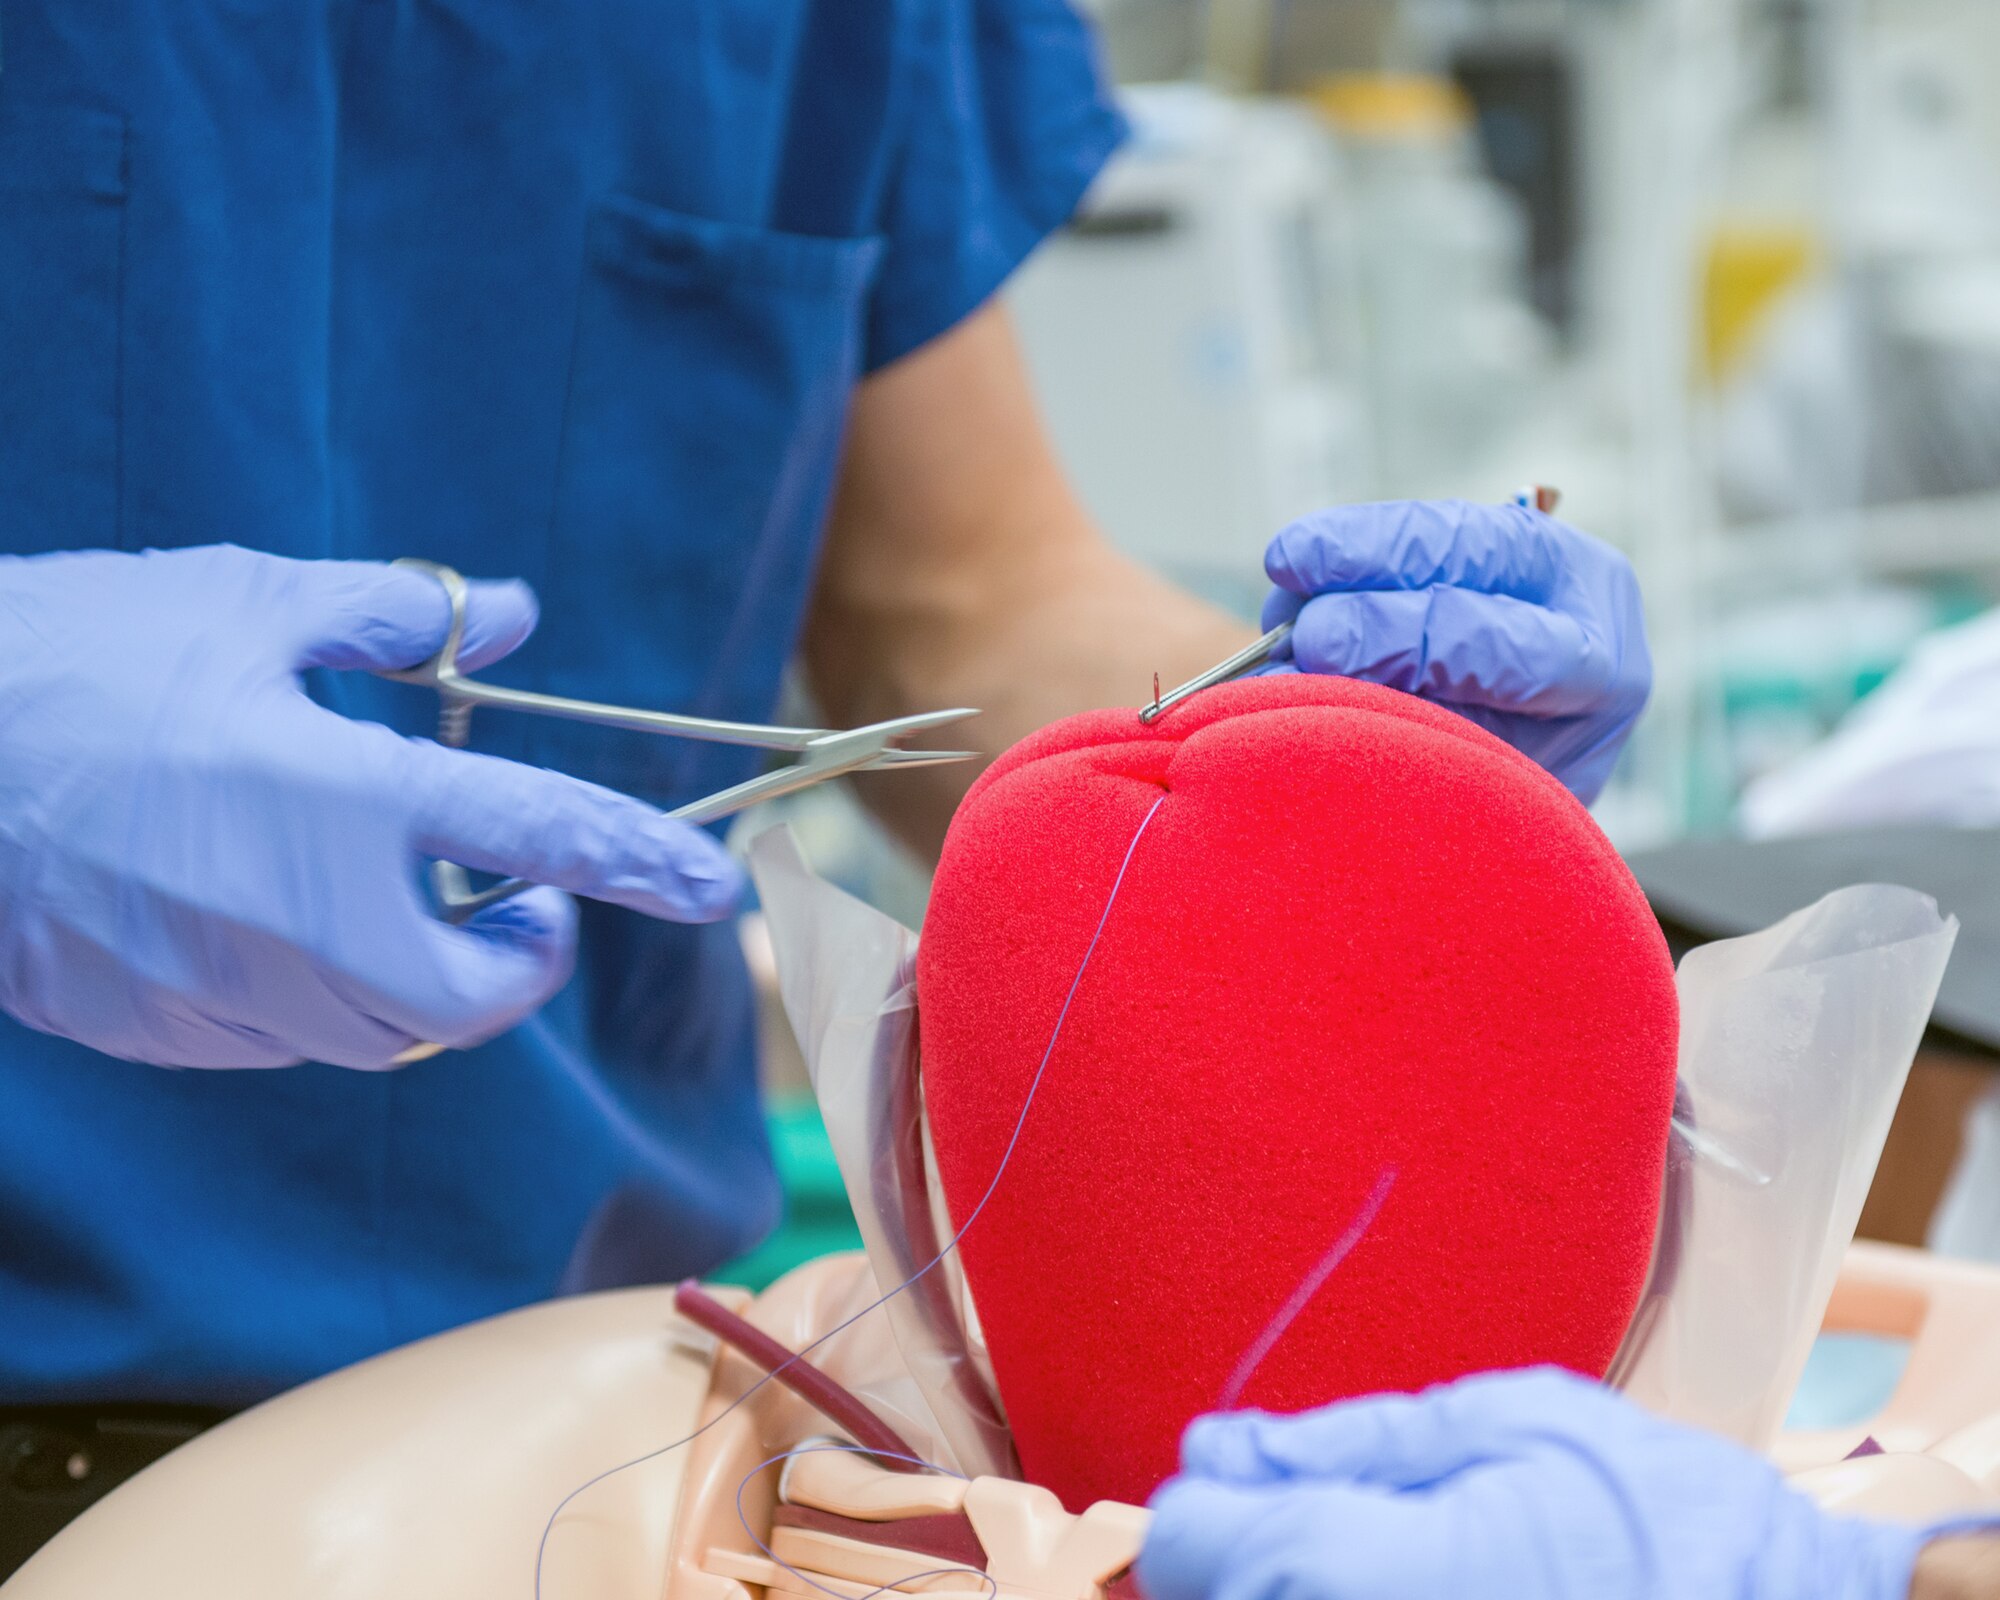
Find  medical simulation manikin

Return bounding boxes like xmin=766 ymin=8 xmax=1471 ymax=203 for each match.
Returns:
xmin=916 ymin=675 xmax=1680 ymax=1509
xmin=6 ymin=677 xmax=1989 ymax=1597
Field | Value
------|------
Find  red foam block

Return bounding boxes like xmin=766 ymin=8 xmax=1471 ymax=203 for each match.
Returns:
xmin=917 ymin=676 xmax=1678 ymax=1511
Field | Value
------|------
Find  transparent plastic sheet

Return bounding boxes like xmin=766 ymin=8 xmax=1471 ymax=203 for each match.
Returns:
xmin=747 ymin=827 xmax=1016 ymax=1481
xmin=754 ymin=824 xmax=1958 ymax=1464
xmin=1609 ymin=884 xmax=1957 ymax=1448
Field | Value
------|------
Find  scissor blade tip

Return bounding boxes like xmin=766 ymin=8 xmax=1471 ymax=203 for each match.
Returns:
xmin=892 ymin=707 xmax=981 ymax=733
xmin=875 ymin=748 xmax=981 ymax=767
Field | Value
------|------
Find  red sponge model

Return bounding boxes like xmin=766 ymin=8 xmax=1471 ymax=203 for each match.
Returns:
xmin=916 ymin=675 xmax=1678 ymax=1512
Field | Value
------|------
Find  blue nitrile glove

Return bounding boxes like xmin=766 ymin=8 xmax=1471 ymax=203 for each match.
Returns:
xmin=1262 ymin=500 xmax=1650 ymax=803
xmin=1140 ymin=1368 xmax=1949 ymax=1600
xmin=0 ymin=545 xmax=743 ymax=1070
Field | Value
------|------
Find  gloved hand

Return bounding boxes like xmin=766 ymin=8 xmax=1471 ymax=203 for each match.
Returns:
xmin=1140 ymin=1368 xmax=1940 ymax=1600
xmin=1262 ymin=500 xmax=1650 ymax=803
xmin=0 ymin=545 xmax=743 ymax=1070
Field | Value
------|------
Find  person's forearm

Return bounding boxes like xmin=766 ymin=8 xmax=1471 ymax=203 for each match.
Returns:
xmin=1913 ymin=1536 xmax=2000 ymax=1600
xmin=806 ymin=510 xmax=1248 ymax=860
xmin=801 ymin=304 xmax=1252 ymax=861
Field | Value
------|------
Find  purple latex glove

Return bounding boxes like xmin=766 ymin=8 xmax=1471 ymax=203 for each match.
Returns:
xmin=1262 ymin=500 xmax=1650 ymax=803
xmin=0 ymin=545 xmax=743 ymax=1069
xmin=1141 ymin=1368 xmax=1955 ymax=1600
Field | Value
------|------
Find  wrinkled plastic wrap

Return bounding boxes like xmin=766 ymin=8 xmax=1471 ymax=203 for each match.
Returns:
xmin=748 ymin=827 xmax=1015 ymax=1481
xmin=1609 ymin=884 xmax=1956 ymax=1447
xmin=754 ymin=824 xmax=1956 ymax=1464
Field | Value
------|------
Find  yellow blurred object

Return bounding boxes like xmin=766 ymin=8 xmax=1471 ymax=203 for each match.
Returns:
xmin=1310 ymin=73 xmax=1473 ymax=142
xmin=1704 ymin=224 xmax=1821 ymax=382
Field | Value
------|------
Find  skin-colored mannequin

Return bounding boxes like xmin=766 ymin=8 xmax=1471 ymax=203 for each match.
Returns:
xmin=14 ymin=1243 xmax=2000 ymax=1600
xmin=0 ymin=1256 xmax=1145 ymax=1600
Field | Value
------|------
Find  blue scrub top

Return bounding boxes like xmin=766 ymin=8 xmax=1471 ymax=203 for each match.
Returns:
xmin=0 ymin=1 xmax=1122 ymax=1405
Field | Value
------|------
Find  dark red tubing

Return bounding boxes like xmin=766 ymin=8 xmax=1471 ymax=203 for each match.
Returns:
xmin=673 ymin=1279 xmax=927 ymax=1473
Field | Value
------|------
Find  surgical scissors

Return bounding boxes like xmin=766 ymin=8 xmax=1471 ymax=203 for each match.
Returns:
xmin=383 ymin=560 xmax=978 ymax=923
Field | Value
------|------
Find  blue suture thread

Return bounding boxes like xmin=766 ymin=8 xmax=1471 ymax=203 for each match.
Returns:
xmin=1215 ymin=1165 xmax=1398 ymax=1412
xmin=534 ymin=792 xmax=1168 ymax=1598
xmin=734 ymin=1443 xmax=995 ymax=1600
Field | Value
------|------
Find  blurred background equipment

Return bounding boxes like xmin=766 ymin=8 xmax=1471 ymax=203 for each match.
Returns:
xmin=1020 ymin=0 xmax=2000 ymax=846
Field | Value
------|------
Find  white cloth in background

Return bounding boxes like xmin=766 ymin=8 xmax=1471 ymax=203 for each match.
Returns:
xmin=1741 ymin=607 xmax=2000 ymax=838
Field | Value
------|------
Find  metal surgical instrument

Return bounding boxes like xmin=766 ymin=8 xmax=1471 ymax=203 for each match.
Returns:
xmin=1139 ymin=486 xmax=1562 ymax=725
xmin=1138 ymin=624 xmax=1292 ymax=724
xmin=383 ymin=559 xmax=977 ymax=923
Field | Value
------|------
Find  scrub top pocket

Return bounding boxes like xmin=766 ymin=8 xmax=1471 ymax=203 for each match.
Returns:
xmin=540 ymin=195 xmax=883 ymax=807
xmin=0 ymin=101 xmax=126 ymax=553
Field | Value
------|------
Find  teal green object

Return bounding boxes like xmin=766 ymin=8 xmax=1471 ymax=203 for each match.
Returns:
xmin=716 ymin=1097 xmax=865 ymax=1291
xmin=1783 ymin=1332 xmax=1911 ymax=1433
